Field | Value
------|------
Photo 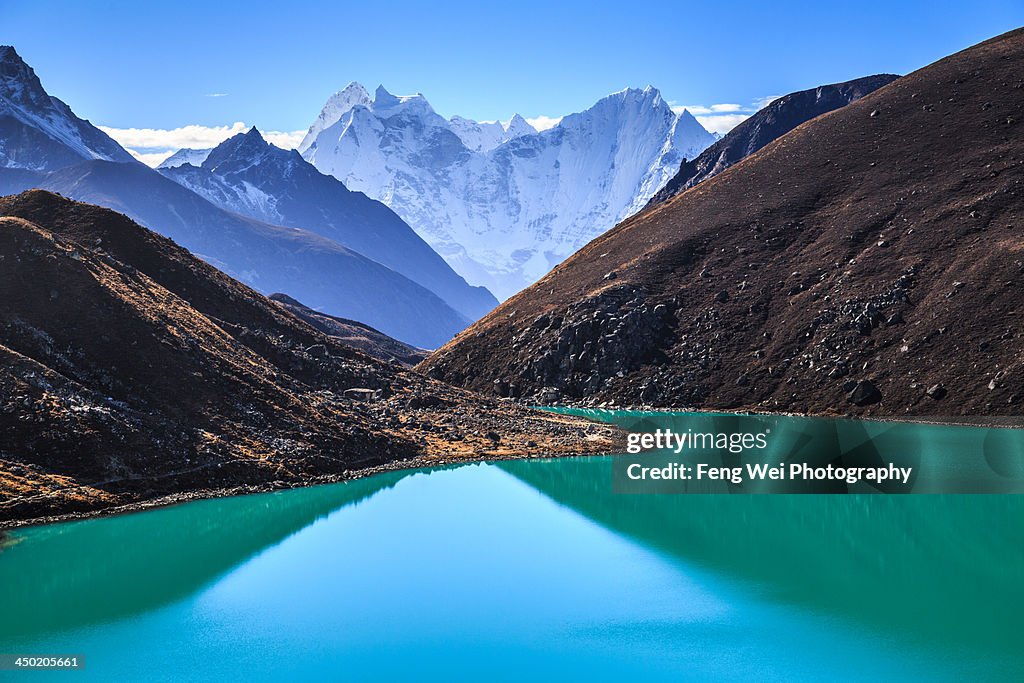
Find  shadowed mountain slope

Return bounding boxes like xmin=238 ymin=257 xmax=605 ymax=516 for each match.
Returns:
xmin=0 ymin=46 xmax=477 ymax=348
xmin=159 ymin=128 xmax=497 ymax=320
xmin=420 ymin=28 xmax=1024 ymax=418
xmin=0 ymin=46 xmax=136 ymax=171
xmin=0 ymin=160 xmax=471 ymax=348
xmin=269 ymin=293 xmax=427 ymax=366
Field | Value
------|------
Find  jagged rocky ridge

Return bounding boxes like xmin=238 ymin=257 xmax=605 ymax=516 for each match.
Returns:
xmin=0 ymin=191 xmax=619 ymax=524
xmin=269 ymin=293 xmax=427 ymax=366
xmin=647 ymin=74 xmax=901 ymax=206
xmin=420 ymin=29 xmax=1024 ymax=418
xmin=0 ymin=46 xmax=136 ymax=171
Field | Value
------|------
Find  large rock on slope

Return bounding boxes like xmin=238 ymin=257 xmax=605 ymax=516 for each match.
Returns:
xmin=419 ymin=28 xmax=1024 ymax=419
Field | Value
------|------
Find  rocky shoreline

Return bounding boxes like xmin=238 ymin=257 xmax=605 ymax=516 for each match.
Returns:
xmin=0 ymin=425 xmax=621 ymax=531
xmin=538 ymin=404 xmax=1024 ymax=430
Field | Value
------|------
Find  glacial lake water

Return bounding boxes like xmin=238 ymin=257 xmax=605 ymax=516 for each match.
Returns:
xmin=1 ymin=412 xmax=1023 ymax=681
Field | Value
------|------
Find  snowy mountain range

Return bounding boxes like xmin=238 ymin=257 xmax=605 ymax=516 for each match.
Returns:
xmin=158 ymin=126 xmax=496 ymax=320
xmin=299 ymin=83 xmax=717 ymax=298
xmin=0 ymin=46 xmax=476 ymax=347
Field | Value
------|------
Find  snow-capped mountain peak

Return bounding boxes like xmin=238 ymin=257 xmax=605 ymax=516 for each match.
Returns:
xmin=503 ymin=113 xmax=535 ymax=138
xmin=158 ymin=147 xmax=212 ymax=169
xmin=298 ymin=81 xmax=372 ymax=151
xmin=448 ymin=113 xmax=535 ymax=153
xmin=329 ymin=81 xmax=372 ymax=113
xmin=199 ymin=126 xmax=279 ymax=175
xmin=0 ymin=44 xmax=136 ymax=170
xmin=157 ymin=124 xmax=497 ymax=322
xmin=371 ymin=85 xmax=437 ymax=118
xmin=373 ymin=84 xmax=401 ymax=107
xmin=301 ymin=83 xmax=718 ymax=298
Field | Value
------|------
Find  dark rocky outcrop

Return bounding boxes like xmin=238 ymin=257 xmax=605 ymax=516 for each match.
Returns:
xmin=647 ymin=74 xmax=900 ymax=207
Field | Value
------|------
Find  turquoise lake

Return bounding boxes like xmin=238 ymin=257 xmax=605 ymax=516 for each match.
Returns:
xmin=1 ymin=412 xmax=1022 ymax=681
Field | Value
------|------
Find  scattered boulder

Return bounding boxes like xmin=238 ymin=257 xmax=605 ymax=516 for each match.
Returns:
xmin=344 ymin=388 xmax=380 ymax=402
xmin=847 ymin=380 xmax=882 ymax=406
xmin=926 ymin=383 xmax=947 ymax=400
xmin=639 ymin=384 xmax=660 ymax=402
xmin=539 ymin=387 xmax=561 ymax=404
xmin=305 ymin=344 xmax=328 ymax=359
xmin=408 ymin=394 xmax=447 ymax=409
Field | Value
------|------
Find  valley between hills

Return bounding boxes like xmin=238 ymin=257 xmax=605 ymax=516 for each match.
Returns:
xmin=2 ymin=27 xmax=1023 ymax=525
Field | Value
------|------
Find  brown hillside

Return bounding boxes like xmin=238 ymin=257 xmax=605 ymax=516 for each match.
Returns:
xmin=0 ymin=191 xmax=617 ymax=524
xmin=420 ymin=28 xmax=1024 ymax=418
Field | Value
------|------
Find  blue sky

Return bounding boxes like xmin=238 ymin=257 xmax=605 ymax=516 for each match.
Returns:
xmin=2 ymin=0 xmax=1021 ymax=162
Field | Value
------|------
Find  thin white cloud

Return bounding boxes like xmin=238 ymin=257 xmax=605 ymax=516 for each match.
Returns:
xmin=525 ymin=115 xmax=562 ymax=131
xmin=205 ymin=93 xmax=228 ymax=98
xmin=127 ymin=149 xmax=176 ymax=167
xmin=100 ymin=122 xmax=307 ymax=167
xmin=100 ymin=122 xmax=251 ymax=150
xmin=674 ymin=104 xmax=714 ymax=115
xmin=694 ymin=113 xmax=751 ymax=135
xmin=671 ymin=96 xmax=776 ymax=135
xmin=263 ymin=130 xmax=306 ymax=149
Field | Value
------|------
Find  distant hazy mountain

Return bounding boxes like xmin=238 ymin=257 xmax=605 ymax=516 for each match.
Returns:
xmin=647 ymin=74 xmax=900 ymax=206
xmin=0 ymin=46 xmax=136 ymax=170
xmin=158 ymin=147 xmax=211 ymax=169
xmin=300 ymin=83 xmax=717 ymax=298
xmin=2 ymin=160 xmax=471 ymax=347
xmin=158 ymin=127 xmax=496 ymax=320
xmin=0 ymin=46 xmax=473 ymax=347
